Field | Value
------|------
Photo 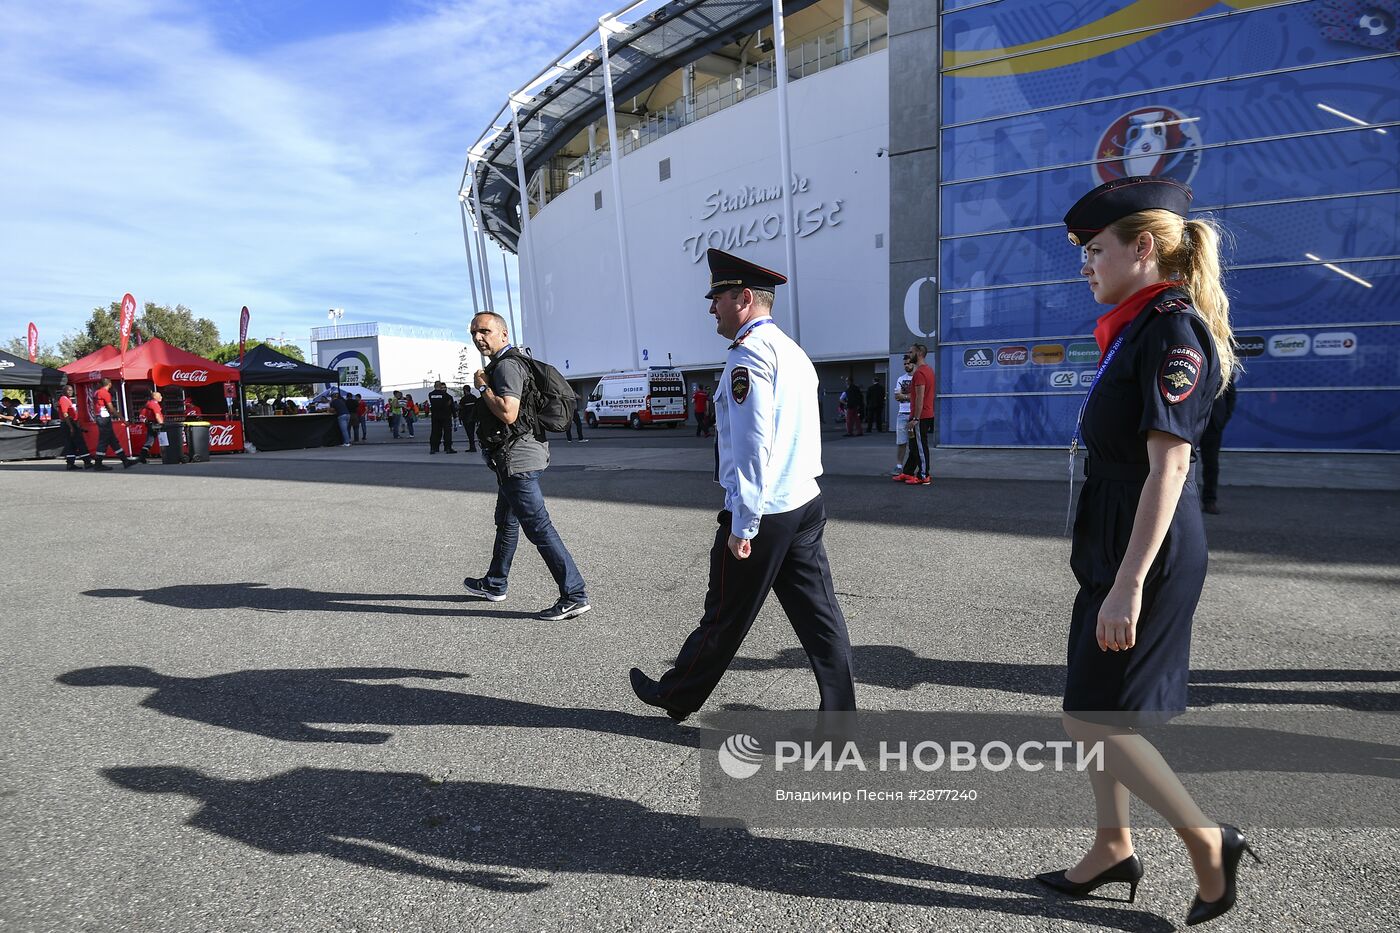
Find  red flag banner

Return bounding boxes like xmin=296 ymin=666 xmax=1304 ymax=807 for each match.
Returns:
xmin=26 ymin=322 xmax=37 ymax=362
xmin=239 ymin=305 xmax=250 ymax=362
xmin=119 ymin=293 xmax=137 ymax=359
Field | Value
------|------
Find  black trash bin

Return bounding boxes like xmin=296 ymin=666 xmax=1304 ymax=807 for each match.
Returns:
xmin=185 ymin=421 xmax=211 ymax=463
xmin=160 ymin=424 xmax=183 ymax=465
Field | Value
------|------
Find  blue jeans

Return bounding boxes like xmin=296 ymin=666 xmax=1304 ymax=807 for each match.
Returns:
xmin=484 ymin=470 xmax=586 ymax=601
xmin=404 ymin=415 xmax=416 ymax=436
xmin=389 ymin=414 xmax=401 ymax=438
xmin=337 ymin=414 xmax=351 ymax=444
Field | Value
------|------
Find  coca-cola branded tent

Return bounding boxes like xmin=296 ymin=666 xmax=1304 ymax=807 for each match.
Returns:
xmin=61 ymin=339 xmax=244 ymax=454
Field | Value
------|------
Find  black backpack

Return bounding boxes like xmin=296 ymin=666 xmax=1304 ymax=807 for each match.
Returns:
xmin=484 ymin=348 xmax=576 ymax=439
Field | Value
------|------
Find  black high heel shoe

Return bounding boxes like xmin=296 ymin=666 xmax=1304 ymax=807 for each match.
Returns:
xmin=1186 ymin=824 xmax=1261 ymax=926
xmin=1035 ymin=854 xmax=1143 ymax=902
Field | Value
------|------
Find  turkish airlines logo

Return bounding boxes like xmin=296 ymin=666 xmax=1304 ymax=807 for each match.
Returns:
xmin=208 ymin=424 xmax=235 ymax=446
xmin=1312 ymin=332 xmax=1357 ymax=356
xmin=170 ymin=369 xmax=210 ymax=382
xmin=996 ymin=346 xmax=1028 ymax=365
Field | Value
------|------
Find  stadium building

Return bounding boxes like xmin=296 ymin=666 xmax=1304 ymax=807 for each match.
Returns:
xmin=310 ymin=322 xmax=471 ymax=393
xmin=461 ymin=0 xmax=1398 ymax=451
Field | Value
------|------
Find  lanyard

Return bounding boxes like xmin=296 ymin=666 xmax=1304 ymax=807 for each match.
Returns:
xmin=1065 ymin=329 xmax=1130 ymax=535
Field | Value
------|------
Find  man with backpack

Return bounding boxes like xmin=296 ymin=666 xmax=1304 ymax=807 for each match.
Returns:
xmin=461 ymin=311 xmax=590 ymax=622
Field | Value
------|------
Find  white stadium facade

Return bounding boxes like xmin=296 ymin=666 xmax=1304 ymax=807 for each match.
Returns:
xmin=459 ymin=1 xmax=1400 ymax=452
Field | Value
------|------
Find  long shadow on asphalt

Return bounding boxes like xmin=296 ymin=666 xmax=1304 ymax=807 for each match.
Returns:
xmin=732 ymin=645 xmax=1400 ymax=711
xmin=100 ymin=764 xmax=1173 ymax=931
xmin=83 ymin=584 xmax=537 ymax=619
xmin=13 ymin=454 xmax=1392 ymax=566
xmin=57 ymin=665 xmax=694 ymax=747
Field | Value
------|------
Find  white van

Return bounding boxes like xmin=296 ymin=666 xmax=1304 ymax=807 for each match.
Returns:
xmin=585 ymin=368 xmax=687 ymax=429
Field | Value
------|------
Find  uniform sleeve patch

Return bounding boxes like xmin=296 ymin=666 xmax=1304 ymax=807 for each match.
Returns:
xmin=1159 ymin=345 xmax=1203 ymax=405
xmin=1157 ymin=298 xmax=1189 ymax=314
xmin=730 ymin=365 xmax=750 ymax=405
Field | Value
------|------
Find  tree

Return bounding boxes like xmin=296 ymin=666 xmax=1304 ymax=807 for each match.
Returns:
xmin=58 ymin=301 xmax=222 ymax=361
xmin=456 ymin=347 xmax=478 ymax=388
xmin=361 ymin=362 xmax=379 ymax=390
xmin=3 ymin=337 xmax=64 ymax=369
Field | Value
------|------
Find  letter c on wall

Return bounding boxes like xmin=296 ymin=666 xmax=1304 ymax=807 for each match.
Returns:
xmin=903 ymin=276 xmax=937 ymax=339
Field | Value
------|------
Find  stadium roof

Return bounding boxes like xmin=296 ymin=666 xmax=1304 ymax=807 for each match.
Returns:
xmin=460 ymin=0 xmax=823 ymax=254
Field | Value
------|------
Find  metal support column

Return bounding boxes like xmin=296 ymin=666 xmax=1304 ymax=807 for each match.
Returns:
xmin=770 ymin=0 xmax=802 ymax=342
xmin=510 ymin=102 xmax=548 ymax=361
xmin=458 ymin=198 xmax=482 ymax=319
xmin=467 ymin=160 xmax=495 ymax=313
xmin=599 ymin=19 xmax=641 ymax=369
xmin=500 ymin=252 xmax=518 ymax=341
xmin=843 ymin=0 xmax=854 ymax=60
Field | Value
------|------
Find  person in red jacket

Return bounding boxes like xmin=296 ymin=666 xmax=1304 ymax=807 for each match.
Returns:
xmin=691 ymin=384 xmax=708 ymax=437
xmin=92 ymin=377 xmax=137 ymax=469
xmin=58 ymin=384 xmax=92 ymax=470
xmin=137 ymin=390 xmax=165 ymax=463
xmin=900 ymin=344 xmax=935 ymax=485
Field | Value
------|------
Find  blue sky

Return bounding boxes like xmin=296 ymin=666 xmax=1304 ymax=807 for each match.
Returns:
xmin=1 ymin=0 xmax=604 ymax=353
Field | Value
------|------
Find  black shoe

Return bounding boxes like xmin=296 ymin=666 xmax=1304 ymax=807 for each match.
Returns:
xmin=445 ymin=448 xmax=457 ymax=454
xmin=66 ymin=461 xmax=80 ymax=471
xmin=537 ymin=597 xmax=591 ymax=621
xmin=122 ymin=458 xmax=137 ymax=469
xmin=429 ymin=450 xmax=438 ymax=454
xmin=462 ymin=577 xmax=506 ymax=602
xmin=1202 ymin=500 xmax=1221 ymax=515
xmin=137 ymin=454 xmax=149 ymax=464
xmin=93 ymin=463 xmax=112 ymax=471
xmin=1036 ymin=854 xmax=1143 ymax=903
xmin=1186 ymin=825 xmax=1260 ymax=926
xmin=629 ymin=667 xmax=690 ymax=722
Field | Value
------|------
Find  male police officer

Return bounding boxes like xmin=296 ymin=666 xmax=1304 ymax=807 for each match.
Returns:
xmin=629 ymin=249 xmax=857 ymax=720
xmin=427 ymin=380 xmax=457 ymax=454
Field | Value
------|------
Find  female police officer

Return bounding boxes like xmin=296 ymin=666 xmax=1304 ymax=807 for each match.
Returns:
xmin=1034 ymin=177 xmax=1258 ymax=927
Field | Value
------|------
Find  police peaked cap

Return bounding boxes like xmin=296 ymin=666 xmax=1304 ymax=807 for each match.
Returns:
xmin=704 ymin=248 xmax=788 ymax=299
xmin=1063 ymin=176 xmax=1192 ymax=246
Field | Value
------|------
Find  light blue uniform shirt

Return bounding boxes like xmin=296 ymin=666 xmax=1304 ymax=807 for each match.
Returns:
xmin=714 ymin=316 xmax=824 ymax=539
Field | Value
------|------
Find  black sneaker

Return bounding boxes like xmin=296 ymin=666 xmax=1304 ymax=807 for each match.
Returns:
xmin=537 ymin=597 xmax=591 ymax=621
xmin=462 ymin=577 xmax=506 ymax=602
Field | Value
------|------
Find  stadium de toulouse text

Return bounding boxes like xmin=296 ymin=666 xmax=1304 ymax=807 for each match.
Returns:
xmin=767 ymin=740 xmax=1106 ymax=773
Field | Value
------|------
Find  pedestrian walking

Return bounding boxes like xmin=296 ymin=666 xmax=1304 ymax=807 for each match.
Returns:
xmin=57 ymin=384 xmax=92 ymax=470
xmin=91 ymin=378 xmax=137 ymax=469
xmin=842 ymin=378 xmax=864 ymax=436
xmin=565 ymin=389 xmax=587 ymax=442
xmin=403 ymin=395 xmax=418 ymax=437
xmin=460 ymin=311 xmax=590 ymax=622
xmin=1035 ymin=175 xmax=1256 ymax=927
xmin=137 ymin=390 xmax=164 ymax=463
xmin=692 ymin=384 xmax=709 ymax=437
xmin=891 ymin=355 xmax=914 ymax=479
xmin=629 ymin=248 xmax=856 ymax=720
xmin=459 ymin=386 xmax=478 ymax=452
xmin=427 ymin=381 xmax=457 ymax=454
xmin=865 ymin=375 xmax=886 ymax=434
xmin=1198 ymin=376 xmax=1237 ymax=514
xmin=900 ymin=345 xmax=935 ymax=484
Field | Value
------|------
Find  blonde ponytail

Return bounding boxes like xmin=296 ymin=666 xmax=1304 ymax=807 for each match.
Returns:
xmin=1108 ymin=210 xmax=1237 ymax=394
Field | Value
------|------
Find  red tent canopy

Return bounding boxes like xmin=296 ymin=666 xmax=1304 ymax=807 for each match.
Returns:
xmin=61 ymin=338 xmax=240 ymax=387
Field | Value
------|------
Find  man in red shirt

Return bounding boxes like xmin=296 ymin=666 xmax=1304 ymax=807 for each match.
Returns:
xmin=901 ymin=343 xmax=936 ymax=485
xmin=137 ymin=390 xmax=165 ymax=463
xmin=58 ymin=384 xmax=92 ymax=470
xmin=92 ymin=377 xmax=137 ymax=469
xmin=692 ymin=384 xmax=708 ymax=437
xmin=184 ymin=398 xmax=203 ymax=418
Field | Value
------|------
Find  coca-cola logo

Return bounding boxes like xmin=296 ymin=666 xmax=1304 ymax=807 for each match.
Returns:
xmin=208 ymin=424 xmax=235 ymax=446
xmin=996 ymin=346 xmax=1028 ymax=365
xmin=170 ymin=369 xmax=209 ymax=382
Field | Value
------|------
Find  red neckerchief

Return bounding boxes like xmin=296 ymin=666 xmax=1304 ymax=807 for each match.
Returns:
xmin=1093 ymin=281 xmax=1174 ymax=362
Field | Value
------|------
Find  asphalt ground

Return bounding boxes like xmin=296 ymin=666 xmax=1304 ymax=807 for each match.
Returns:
xmin=2 ymin=432 xmax=1398 ymax=933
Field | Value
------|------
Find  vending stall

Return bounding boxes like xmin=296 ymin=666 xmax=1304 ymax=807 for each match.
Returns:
xmin=60 ymin=339 xmax=244 ymax=455
xmin=0 ymin=349 xmax=67 ymax=461
xmin=228 ymin=343 xmax=343 ymax=451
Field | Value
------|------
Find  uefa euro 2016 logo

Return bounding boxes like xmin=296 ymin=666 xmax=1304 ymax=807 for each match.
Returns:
xmin=1092 ymin=105 xmax=1202 ymax=187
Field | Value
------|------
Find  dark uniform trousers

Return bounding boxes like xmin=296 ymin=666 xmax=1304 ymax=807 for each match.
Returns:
xmin=62 ymin=420 xmax=91 ymax=465
xmin=94 ymin=416 xmax=130 ymax=462
xmin=655 ymin=494 xmax=856 ymax=714
xmin=430 ymin=417 xmax=455 ymax=452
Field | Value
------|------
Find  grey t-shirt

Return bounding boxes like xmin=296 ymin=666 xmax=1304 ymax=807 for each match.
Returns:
xmin=490 ymin=352 xmax=549 ymax=474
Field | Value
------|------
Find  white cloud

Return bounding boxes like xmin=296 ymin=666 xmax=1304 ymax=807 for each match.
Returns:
xmin=0 ymin=0 xmax=603 ymax=351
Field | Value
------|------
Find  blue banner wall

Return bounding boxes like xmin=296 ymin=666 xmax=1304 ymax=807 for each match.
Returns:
xmin=937 ymin=0 xmax=1400 ymax=451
